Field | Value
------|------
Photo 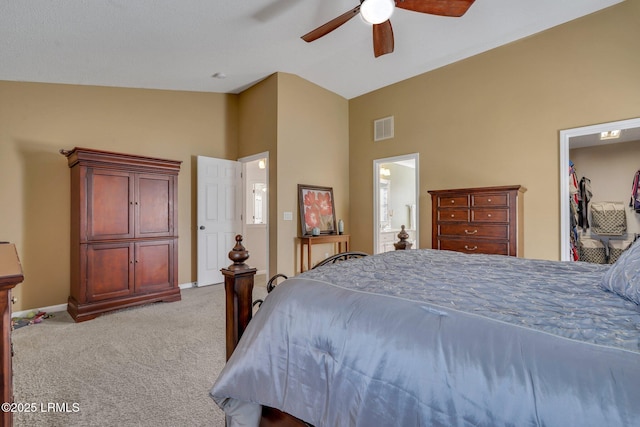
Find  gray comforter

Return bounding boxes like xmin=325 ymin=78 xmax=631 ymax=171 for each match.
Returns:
xmin=211 ymin=249 xmax=640 ymax=426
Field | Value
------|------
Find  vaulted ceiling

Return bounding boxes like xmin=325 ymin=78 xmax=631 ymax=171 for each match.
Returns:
xmin=0 ymin=0 xmax=623 ymax=99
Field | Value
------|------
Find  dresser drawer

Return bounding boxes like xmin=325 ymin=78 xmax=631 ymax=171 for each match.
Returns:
xmin=438 ymin=223 xmax=509 ymax=239
xmin=438 ymin=209 xmax=469 ymax=222
xmin=437 ymin=196 xmax=468 ymax=208
xmin=438 ymin=239 xmax=509 ymax=255
xmin=471 ymin=193 xmax=509 ymax=207
xmin=471 ymin=208 xmax=509 ymax=222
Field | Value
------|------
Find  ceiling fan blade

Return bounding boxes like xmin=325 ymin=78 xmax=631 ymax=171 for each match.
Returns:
xmin=373 ymin=20 xmax=394 ymax=58
xmin=395 ymin=0 xmax=475 ymax=17
xmin=301 ymin=5 xmax=361 ymax=42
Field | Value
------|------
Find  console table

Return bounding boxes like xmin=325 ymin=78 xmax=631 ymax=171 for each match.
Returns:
xmin=0 ymin=243 xmax=24 ymax=427
xmin=299 ymin=234 xmax=350 ymax=272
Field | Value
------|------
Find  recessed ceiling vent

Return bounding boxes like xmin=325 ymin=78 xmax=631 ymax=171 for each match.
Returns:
xmin=374 ymin=116 xmax=394 ymax=142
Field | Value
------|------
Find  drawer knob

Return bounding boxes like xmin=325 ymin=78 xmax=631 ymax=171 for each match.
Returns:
xmin=451 ymin=200 xmax=455 ymax=204
xmin=487 ymin=198 xmax=492 ymax=202
xmin=451 ymin=214 xmax=455 ymax=218
xmin=487 ymin=214 xmax=492 ymax=217
xmin=464 ymin=229 xmax=478 ymax=235
xmin=464 ymin=245 xmax=478 ymax=251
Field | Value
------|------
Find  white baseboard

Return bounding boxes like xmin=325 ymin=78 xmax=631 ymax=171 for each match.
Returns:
xmin=12 ymin=282 xmax=198 ymax=317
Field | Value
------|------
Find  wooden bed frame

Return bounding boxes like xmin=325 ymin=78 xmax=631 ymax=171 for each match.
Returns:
xmin=221 ymin=232 xmax=410 ymax=426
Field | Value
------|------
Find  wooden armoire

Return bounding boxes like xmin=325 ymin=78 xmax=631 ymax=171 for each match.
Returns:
xmin=62 ymin=148 xmax=181 ymax=322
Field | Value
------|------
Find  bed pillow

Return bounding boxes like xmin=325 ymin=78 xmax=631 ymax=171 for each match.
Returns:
xmin=600 ymin=240 xmax=640 ymax=304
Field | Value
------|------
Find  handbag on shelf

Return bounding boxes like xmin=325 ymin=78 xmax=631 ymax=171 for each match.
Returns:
xmin=607 ymin=239 xmax=635 ymax=264
xmin=590 ymin=201 xmax=627 ymax=235
xmin=578 ymin=238 xmax=607 ymax=264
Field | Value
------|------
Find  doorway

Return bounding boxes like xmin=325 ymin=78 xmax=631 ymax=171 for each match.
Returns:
xmin=559 ymin=117 xmax=640 ymax=261
xmin=373 ymin=154 xmax=419 ymax=254
xmin=239 ymin=153 xmax=269 ymax=278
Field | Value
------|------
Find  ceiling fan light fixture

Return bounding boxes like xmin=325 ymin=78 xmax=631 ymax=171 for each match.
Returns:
xmin=360 ymin=0 xmax=394 ymax=24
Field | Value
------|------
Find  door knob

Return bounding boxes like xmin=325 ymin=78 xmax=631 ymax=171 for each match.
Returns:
xmin=199 ymin=225 xmax=205 ymax=230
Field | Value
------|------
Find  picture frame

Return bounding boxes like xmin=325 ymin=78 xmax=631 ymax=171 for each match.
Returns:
xmin=298 ymin=184 xmax=337 ymax=236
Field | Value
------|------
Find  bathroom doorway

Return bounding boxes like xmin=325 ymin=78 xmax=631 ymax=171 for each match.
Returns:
xmin=373 ymin=153 xmax=419 ymax=254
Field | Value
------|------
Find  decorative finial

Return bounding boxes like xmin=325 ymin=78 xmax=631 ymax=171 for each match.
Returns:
xmin=397 ymin=225 xmax=409 ymax=241
xmin=227 ymin=235 xmax=250 ymax=269
xmin=394 ymin=225 xmax=413 ymax=250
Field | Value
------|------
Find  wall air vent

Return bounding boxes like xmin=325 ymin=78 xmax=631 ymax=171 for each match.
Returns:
xmin=374 ymin=116 xmax=394 ymax=142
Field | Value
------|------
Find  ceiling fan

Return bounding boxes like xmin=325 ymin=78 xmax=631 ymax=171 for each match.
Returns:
xmin=301 ymin=0 xmax=475 ymax=58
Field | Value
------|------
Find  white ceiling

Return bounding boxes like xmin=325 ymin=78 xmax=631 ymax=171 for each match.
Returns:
xmin=0 ymin=0 xmax=624 ymax=100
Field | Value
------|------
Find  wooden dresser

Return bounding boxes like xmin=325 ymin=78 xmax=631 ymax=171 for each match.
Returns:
xmin=62 ymin=148 xmax=182 ymax=322
xmin=0 ymin=243 xmax=24 ymax=427
xmin=429 ymin=185 xmax=525 ymax=257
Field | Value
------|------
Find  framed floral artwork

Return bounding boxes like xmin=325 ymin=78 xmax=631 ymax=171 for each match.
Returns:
xmin=298 ymin=184 xmax=337 ymax=236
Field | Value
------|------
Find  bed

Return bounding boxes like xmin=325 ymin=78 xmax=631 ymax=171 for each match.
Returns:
xmin=210 ymin=241 xmax=640 ymax=427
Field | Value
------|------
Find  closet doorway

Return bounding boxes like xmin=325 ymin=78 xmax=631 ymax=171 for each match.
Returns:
xmin=559 ymin=117 xmax=640 ymax=261
xmin=373 ymin=154 xmax=419 ymax=254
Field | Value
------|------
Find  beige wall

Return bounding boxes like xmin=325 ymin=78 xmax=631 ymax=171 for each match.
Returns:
xmin=348 ymin=0 xmax=640 ymax=260
xmin=0 ymin=74 xmax=348 ymax=311
xmin=229 ymin=72 xmax=350 ymax=278
xmin=276 ymin=73 xmax=349 ymax=275
xmin=0 ymin=82 xmax=239 ymax=311
xmin=237 ymin=75 xmax=279 ymax=277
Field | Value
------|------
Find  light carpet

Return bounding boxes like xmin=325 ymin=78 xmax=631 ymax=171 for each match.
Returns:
xmin=11 ymin=283 xmax=267 ymax=427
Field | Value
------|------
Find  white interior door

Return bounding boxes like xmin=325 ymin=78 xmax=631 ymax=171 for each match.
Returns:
xmin=197 ymin=156 xmax=242 ymax=286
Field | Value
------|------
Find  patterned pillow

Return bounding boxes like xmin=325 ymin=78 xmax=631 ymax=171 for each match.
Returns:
xmin=600 ymin=240 xmax=640 ymax=304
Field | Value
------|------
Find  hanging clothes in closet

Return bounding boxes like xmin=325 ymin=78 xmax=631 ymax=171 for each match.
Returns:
xmin=631 ymin=170 xmax=640 ymax=213
xmin=569 ymin=161 xmax=580 ymax=261
xmin=578 ymin=176 xmax=592 ymax=230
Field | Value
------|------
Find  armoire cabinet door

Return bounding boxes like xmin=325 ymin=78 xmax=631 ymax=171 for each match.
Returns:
xmin=86 ymin=242 xmax=135 ymax=302
xmin=136 ymin=173 xmax=175 ymax=238
xmin=86 ymin=169 xmax=135 ymax=241
xmin=134 ymin=239 xmax=175 ymax=294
